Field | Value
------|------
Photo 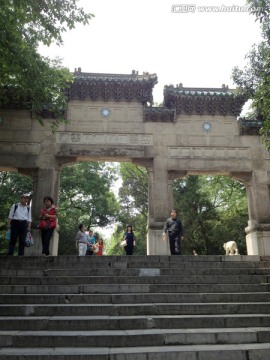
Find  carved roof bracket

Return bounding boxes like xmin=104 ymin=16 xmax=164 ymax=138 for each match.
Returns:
xmin=67 ymin=70 xmax=158 ymax=105
xmin=163 ymin=84 xmax=246 ymax=116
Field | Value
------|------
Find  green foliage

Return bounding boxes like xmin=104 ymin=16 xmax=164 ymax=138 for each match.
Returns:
xmin=58 ymin=162 xmax=119 ymax=255
xmin=232 ymin=0 xmax=270 ymax=150
xmin=106 ymin=163 xmax=148 ymax=255
xmin=108 ymin=164 xmax=248 ymax=256
xmin=106 ymin=212 xmax=147 ymax=256
xmin=0 ymin=0 xmax=94 ymax=129
xmin=0 ymin=171 xmax=33 ymax=254
xmin=174 ymin=176 xmax=248 ymax=255
xmin=118 ymin=163 xmax=148 ymax=216
xmin=0 ymin=165 xmax=249 ymax=257
xmin=248 ymin=0 xmax=270 ymax=41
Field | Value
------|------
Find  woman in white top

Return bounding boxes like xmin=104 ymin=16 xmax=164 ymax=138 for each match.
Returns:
xmin=76 ymin=224 xmax=90 ymax=256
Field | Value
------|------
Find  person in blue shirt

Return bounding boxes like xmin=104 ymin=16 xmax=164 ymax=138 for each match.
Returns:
xmin=123 ymin=224 xmax=136 ymax=255
xmin=86 ymin=229 xmax=96 ymax=255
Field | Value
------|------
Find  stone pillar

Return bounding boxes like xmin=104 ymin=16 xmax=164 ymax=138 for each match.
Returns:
xmin=245 ymin=170 xmax=270 ymax=255
xmin=147 ymin=159 xmax=172 ymax=255
xmin=31 ymin=167 xmax=61 ymax=224
xmin=25 ymin=166 xmax=61 ymax=256
xmin=24 ymin=229 xmax=59 ymax=256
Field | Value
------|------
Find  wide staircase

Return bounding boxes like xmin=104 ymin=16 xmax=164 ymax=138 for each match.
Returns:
xmin=0 ymin=255 xmax=270 ymax=359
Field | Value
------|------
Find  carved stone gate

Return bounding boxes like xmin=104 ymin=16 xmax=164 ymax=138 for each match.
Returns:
xmin=0 ymin=70 xmax=269 ymax=255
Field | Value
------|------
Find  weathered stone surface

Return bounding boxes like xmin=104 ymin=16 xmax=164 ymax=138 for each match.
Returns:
xmin=0 ymin=74 xmax=269 ymax=255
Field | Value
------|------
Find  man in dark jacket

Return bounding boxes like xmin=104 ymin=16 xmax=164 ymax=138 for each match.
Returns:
xmin=163 ymin=209 xmax=184 ymax=255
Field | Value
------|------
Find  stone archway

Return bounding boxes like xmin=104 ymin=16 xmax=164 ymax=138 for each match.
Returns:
xmin=0 ymin=70 xmax=269 ymax=255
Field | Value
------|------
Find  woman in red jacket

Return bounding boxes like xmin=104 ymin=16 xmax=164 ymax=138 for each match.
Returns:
xmin=38 ymin=196 xmax=57 ymax=256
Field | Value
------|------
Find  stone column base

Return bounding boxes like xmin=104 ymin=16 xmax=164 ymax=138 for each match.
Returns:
xmin=25 ymin=229 xmax=59 ymax=256
xmin=245 ymin=221 xmax=270 ymax=255
xmin=147 ymin=223 xmax=170 ymax=255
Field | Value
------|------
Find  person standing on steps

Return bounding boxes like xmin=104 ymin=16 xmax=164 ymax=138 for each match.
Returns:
xmin=86 ymin=229 xmax=96 ymax=255
xmin=76 ymin=224 xmax=90 ymax=256
xmin=94 ymin=238 xmax=104 ymax=256
xmin=7 ymin=194 xmax=32 ymax=256
xmin=38 ymin=196 xmax=57 ymax=256
xmin=163 ymin=209 xmax=184 ymax=255
xmin=123 ymin=224 xmax=136 ymax=255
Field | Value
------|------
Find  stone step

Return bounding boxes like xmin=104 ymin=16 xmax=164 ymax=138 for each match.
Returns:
xmin=1 ymin=256 xmax=270 ymax=359
xmin=1 ymin=314 xmax=270 ymax=331
xmin=0 ymin=274 xmax=268 ymax=285
xmin=0 ymin=343 xmax=270 ymax=360
xmin=1 ymin=292 xmax=270 ymax=304
xmin=0 ymin=255 xmax=269 ymax=268
xmin=1 ymin=327 xmax=270 ymax=348
xmin=2 ymin=267 xmax=270 ymax=276
xmin=0 ymin=283 xmax=269 ymax=294
xmin=1 ymin=302 xmax=270 ymax=317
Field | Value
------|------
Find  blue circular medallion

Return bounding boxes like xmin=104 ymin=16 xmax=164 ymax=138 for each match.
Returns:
xmin=100 ymin=108 xmax=111 ymax=118
xmin=202 ymin=122 xmax=212 ymax=132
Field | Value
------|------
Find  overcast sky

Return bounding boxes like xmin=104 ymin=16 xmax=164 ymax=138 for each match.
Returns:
xmin=39 ymin=0 xmax=262 ymax=104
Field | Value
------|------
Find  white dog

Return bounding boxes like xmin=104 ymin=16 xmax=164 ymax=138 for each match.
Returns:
xmin=223 ymin=241 xmax=239 ymax=255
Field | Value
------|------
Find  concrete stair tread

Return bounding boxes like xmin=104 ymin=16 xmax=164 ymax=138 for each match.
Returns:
xmin=1 ymin=326 xmax=270 ymax=335
xmin=1 ymin=313 xmax=270 ymax=320
xmin=0 ymin=284 xmax=268 ymax=295
xmin=0 ymin=343 xmax=270 ymax=359
xmin=1 ymin=256 xmax=270 ymax=359
xmin=1 ymin=275 xmax=268 ymax=285
xmin=1 ymin=302 xmax=270 ymax=317
xmin=2 ymin=262 xmax=270 ymax=269
xmin=0 ymin=327 xmax=270 ymax=348
xmin=2 ymin=301 xmax=270 ymax=305
xmin=1 ymin=292 xmax=270 ymax=304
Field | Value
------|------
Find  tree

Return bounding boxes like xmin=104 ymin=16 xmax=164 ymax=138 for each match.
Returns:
xmin=0 ymin=163 xmax=119 ymax=255
xmin=232 ymin=0 xmax=270 ymax=149
xmin=0 ymin=166 xmax=249 ymax=256
xmin=107 ymin=164 xmax=249 ymax=256
xmin=58 ymin=162 xmax=119 ymax=255
xmin=107 ymin=163 xmax=149 ymax=255
xmin=174 ymin=176 xmax=217 ymax=255
xmin=0 ymin=171 xmax=32 ymax=254
xmin=118 ymin=163 xmax=148 ymax=216
xmin=0 ymin=0 xmax=94 ymax=129
xmin=174 ymin=175 xmax=248 ymax=255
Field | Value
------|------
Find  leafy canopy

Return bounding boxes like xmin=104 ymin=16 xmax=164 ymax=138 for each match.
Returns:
xmin=107 ymin=164 xmax=248 ymax=256
xmin=107 ymin=163 xmax=149 ymax=255
xmin=232 ymin=0 xmax=270 ymax=149
xmin=0 ymin=165 xmax=249 ymax=256
xmin=0 ymin=0 xmax=94 ymax=129
xmin=0 ymin=163 xmax=119 ymax=255
xmin=174 ymin=176 xmax=248 ymax=255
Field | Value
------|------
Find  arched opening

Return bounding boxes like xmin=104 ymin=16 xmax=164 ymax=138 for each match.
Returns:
xmin=57 ymin=160 xmax=149 ymax=256
xmin=0 ymin=166 xmax=249 ymax=256
xmin=57 ymin=161 xmax=120 ymax=255
xmin=173 ymin=175 xmax=248 ymax=255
